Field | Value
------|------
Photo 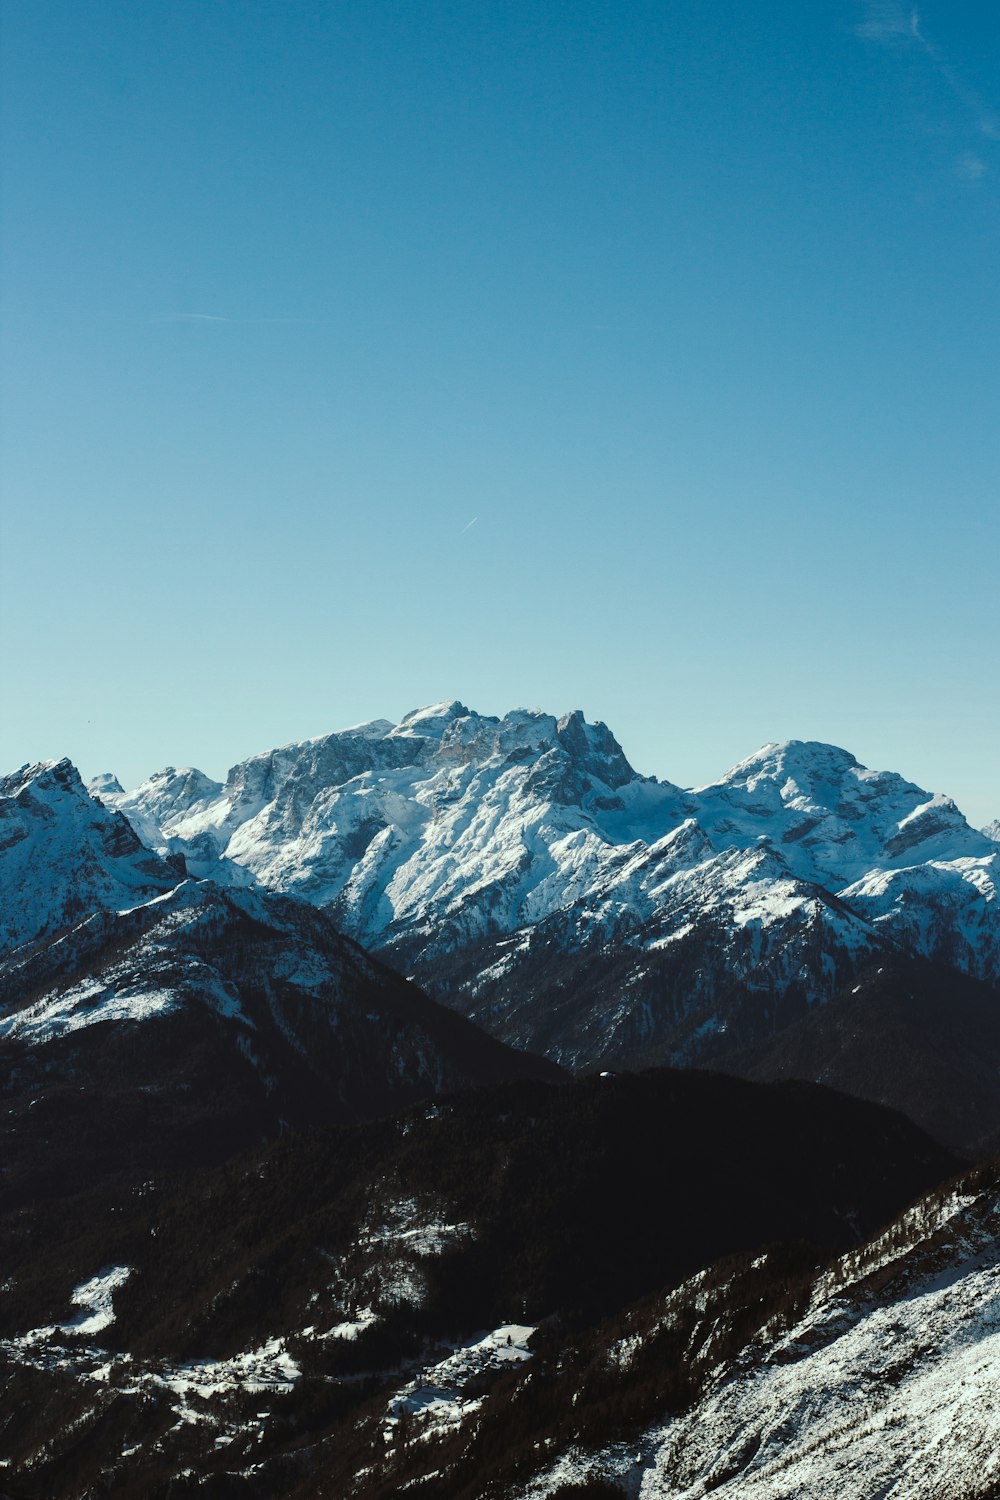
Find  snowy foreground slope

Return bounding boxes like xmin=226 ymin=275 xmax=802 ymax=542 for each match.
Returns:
xmin=95 ymin=701 xmax=1000 ymax=1082
xmin=524 ymin=1170 xmax=1000 ymax=1500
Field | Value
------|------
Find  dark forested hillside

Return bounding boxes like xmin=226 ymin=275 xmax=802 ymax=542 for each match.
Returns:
xmin=0 ymin=1068 xmax=962 ymax=1498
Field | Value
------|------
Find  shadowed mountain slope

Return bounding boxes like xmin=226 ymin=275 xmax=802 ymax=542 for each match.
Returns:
xmin=0 ymin=1068 xmax=962 ymax=1497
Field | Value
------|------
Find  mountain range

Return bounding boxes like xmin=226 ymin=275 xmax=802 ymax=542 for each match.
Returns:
xmin=3 ymin=706 xmax=1000 ymax=1497
xmin=83 ymin=701 xmax=1000 ymax=1144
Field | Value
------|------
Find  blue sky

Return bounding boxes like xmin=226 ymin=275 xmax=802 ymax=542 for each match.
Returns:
xmin=2 ymin=1 xmax=997 ymax=822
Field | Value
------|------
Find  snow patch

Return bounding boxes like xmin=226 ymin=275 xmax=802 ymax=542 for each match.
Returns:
xmin=385 ymin=1324 xmax=535 ymax=1442
xmin=0 ymin=983 xmax=179 ymax=1044
xmin=62 ymin=1266 xmax=132 ymax=1336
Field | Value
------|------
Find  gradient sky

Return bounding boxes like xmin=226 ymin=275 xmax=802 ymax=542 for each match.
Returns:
xmin=1 ymin=0 xmax=997 ymax=823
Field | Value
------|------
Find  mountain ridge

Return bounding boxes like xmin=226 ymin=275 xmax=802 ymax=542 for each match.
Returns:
xmin=79 ymin=704 xmax=998 ymax=1093
xmin=3 ymin=716 xmax=999 ymax=1496
xmin=8 ymin=704 xmax=998 ymax=1141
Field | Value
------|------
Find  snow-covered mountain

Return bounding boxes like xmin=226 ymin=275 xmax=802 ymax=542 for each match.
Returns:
xmin=0 ymin=758 xmax=180 ymax=956
xmin=92 ymin=702 xmax=999 ymax=1087
xmin=0 ymin=759 xmax=558 ymax=1192
xmin=984 ymin=817 xmax=1000 ymax=845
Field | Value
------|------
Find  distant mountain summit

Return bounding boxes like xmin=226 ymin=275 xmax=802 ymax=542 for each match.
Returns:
xmin=80 ymin=703 xmax=999 ymax=1141
xmin=96 ymin=705 xmax=996 ymax=953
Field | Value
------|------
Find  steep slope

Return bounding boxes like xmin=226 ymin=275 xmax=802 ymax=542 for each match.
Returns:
xmin=0 ymin=759 xmax=180 ymax=956
xmin=98 ymin=705 xmax=999 ymax=1087
xmin=2 ymin=882 xmax=559 ymax=1200
xmin=517 ymin=1162 xmax=1000 ymax=1500
xmin=0 ymin=1070 xmax=961 ymax=1497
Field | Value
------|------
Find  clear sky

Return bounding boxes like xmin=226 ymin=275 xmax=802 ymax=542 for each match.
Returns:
xmin=1 ymin=1 xmax=997 ymax=824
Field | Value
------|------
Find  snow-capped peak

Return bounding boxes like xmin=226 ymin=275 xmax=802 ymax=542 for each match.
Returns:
xmin=0 ymin=758 xmax=180 ymax=958
xmin=88 ymin=770 xmax=125 ymax=799
xmin=338 ymin=717 xmax=395 ymax=740
xmin=708 ymin=737 xmax=862 ymax=787
xmin=387 ymin=700 xmax=471 ymax=738
xmin=692 ymin=737 xmax=991 ymax=885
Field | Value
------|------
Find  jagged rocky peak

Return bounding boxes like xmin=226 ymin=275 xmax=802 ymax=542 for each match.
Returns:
xmin=0 ymin=757 xmax=178 ymax=957
xmin=210 ymin=703 xmax=638 ymax=809
xmin=93 ymin=764 xmax=226 ymax=873
xmin=555 ymin=708 xmax=637 ymax=790
xmin=2 ymin=756 xmax=81 ymax=800
xmin=984 ymin=819 xmax=1000 ymax=845
xmin=126 ymin=765 xmax=225 ymax=827
xmin=140 ymin=764 xmax=222 ymax=804
xmin=3 ymin=756 xmax=122 ymax=826
xmin=386 ymin=703 xmax=641 ymax=790
xmin=219 ymin=706 xmax=473 ymax=810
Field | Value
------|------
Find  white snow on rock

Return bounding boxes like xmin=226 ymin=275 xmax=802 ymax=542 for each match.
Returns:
xmin=0 ymin=980 xmax=180 ymax=1045
xmin=2 ymin=1265 xmax=133 ymax=1349
xmin=347 ymin=1198 xmax=473 ymax=1314
xmin=357 ymin=1197 xmax=472 ymax=1259
xmin=62 ymin=1266 xmax=133 ymax=1336
xmin=319 ymin=1307 xmax=379 ymax=1342
xmin=0 ymin=871 xmax=388 ymax=1072
xmin=95 ymin=708 xmax=997 ymax=996
xmin=385 ymin=1324 xmax=535 ymax=1442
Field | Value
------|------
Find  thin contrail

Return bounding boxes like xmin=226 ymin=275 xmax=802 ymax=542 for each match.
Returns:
xmin=152 ymin=312 xmax=233 ymax=323
xmin=150 ymin=313 xmax=315 ymax=325
xmin=459 ymin=517 xmax=479 ymax=535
